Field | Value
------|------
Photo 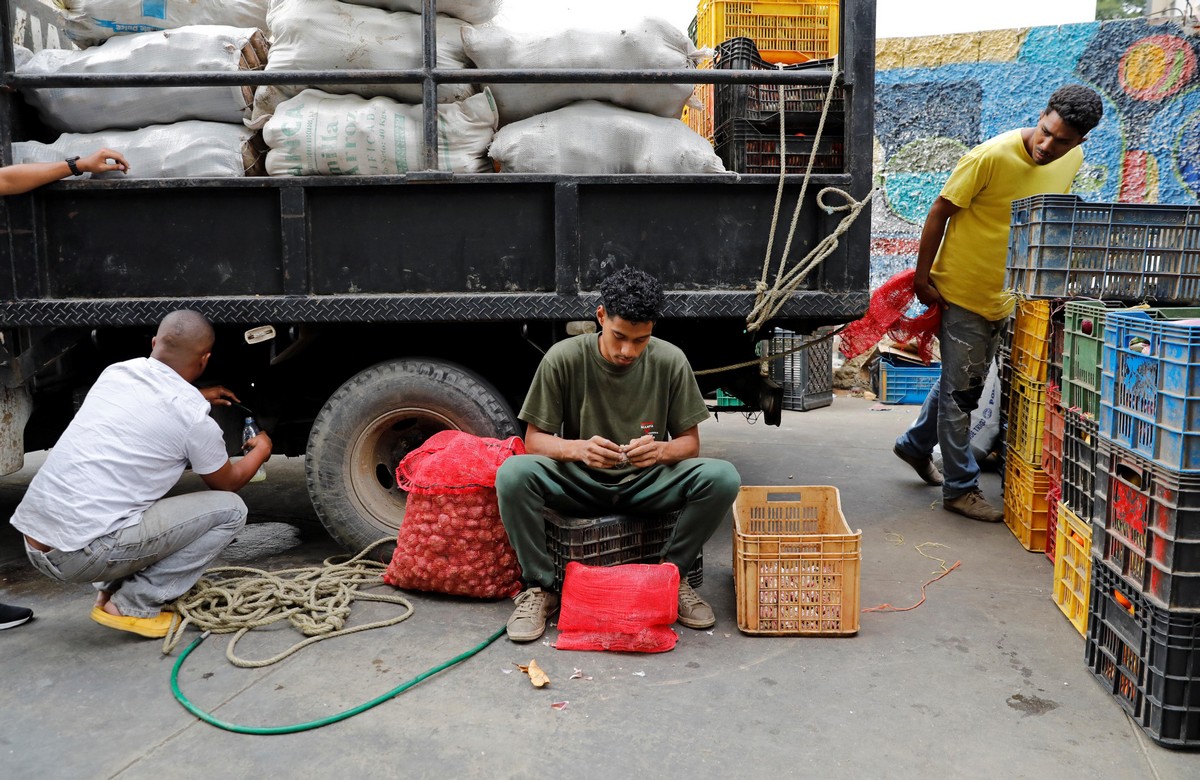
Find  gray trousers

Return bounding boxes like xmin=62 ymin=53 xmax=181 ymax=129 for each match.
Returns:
xmin=24 ymin=491 xmax=247 ymax=618
xmin=496 ymin=455 xmax=741 ymax=590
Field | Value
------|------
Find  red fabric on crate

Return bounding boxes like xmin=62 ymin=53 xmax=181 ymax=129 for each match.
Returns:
xmin=383 ymin=431 xmax=525 ymax=599
xmin=839 ymin=269 xmax=941 ymax=364
xmin=555 ymin=562 xmax=680 ymax=653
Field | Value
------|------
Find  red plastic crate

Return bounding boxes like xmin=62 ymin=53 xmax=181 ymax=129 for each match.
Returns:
xmin=1041 ymin=383 xmax=1064 ymax=484
xmin=1046 ymin=482 xmax=1062 ymax=564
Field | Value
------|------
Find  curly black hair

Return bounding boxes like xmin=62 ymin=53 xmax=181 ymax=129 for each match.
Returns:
xmin=1046 ymin=84 xmax=1103 ymax=136
xmin=599 ymin=267 xmax=664 ymax=323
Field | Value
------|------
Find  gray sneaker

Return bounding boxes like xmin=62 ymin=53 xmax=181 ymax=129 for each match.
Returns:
xmin=677 ymin=580 xmax=716 ymax=629
xmin=944 ymin=488 xmax=1004 ymax=523
xmin=506 ymin=587 xmax=559 ymax=642
xmin=893 ymin=444 xmax=943 ymax=486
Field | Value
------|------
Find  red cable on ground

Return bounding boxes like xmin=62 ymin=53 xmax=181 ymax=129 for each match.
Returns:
xmin=862 ymin=560 xmax=962 ymax=613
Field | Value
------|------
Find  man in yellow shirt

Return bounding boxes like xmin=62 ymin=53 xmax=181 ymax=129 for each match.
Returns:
xmin=893 ymin=84 xmax=1103 ymax=522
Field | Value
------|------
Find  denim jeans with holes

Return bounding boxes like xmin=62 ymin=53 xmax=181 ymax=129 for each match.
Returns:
xmin=895 ymin=302 xmax=1006 ymax=499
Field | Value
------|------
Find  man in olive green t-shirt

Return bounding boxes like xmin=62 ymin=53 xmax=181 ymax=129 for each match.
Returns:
xmin=894 ymin=84 xmax=1103 ymax=523
xmin=496 ymin=268 xmax=741 ymax=642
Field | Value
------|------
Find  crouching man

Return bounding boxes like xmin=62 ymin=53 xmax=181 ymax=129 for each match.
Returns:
xmin=10 ymin=310 xmax=272 ymax=638
xmin=496 ymin=268 xmax=741 ymax=642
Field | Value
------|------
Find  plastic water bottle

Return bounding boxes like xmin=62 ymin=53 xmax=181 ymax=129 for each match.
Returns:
xmin=242 ymin=416 xmax=267 ymax=483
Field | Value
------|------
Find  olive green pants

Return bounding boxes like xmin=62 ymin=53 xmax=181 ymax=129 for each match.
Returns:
xmin=495 ymin=455 xmax=741 ymax=590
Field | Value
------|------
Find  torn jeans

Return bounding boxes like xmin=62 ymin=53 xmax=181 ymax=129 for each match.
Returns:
xmin=895 ymin=302 xmax=1006 ymax=499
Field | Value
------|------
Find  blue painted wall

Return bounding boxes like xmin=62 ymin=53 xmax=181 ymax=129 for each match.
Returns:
xmin=872 ymin=18 xmax=1200 ymax=288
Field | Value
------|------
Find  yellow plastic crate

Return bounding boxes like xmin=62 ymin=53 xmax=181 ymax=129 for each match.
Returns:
xmin=695 ymin=0 xmax=840 ymax=63
xmin=733 ymin=485 xmax=861 ymax=636
xmin=1002 ymin=453 xmax=1051 ymax=553
xmin=1004 ymin=370 xmax=1047 ymax=465
xmin=1011 ymin=299 xmax=1053 ymax=384
xmin=1052 ymin=501 xmax=1092 ymax=637
xmin=680 ymin=57 xmax=714 ymax=143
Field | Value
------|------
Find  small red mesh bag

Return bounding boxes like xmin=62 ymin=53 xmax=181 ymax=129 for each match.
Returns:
xmin=383 ymin=430 xmax=524 ymax=599
xmin=554 ymin=561 xmax=679 ymax=653
xmin=839 ymin=268 xmax=941 ymax=365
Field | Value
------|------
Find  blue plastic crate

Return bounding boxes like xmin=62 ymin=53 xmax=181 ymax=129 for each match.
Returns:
xmin=1006 ymin=194 xmax=1200 ymax=301
xmin=1099 ymin=308 xmax=1200 ymax=472
xmin=876 ymin=354 xmax=940 ymax=404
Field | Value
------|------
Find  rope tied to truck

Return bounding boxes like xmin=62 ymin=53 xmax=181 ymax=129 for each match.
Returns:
xmin=161 ymin=537 xmax=413 ymax=665
xmin=745 ymin=54 xmax=877 ymax=337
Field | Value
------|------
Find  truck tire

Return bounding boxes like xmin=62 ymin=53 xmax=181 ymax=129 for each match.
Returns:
xmin=305 ymin=358 xmax=519 ymax=559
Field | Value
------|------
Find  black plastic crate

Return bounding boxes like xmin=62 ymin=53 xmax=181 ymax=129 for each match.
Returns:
xmin=1085 ymin=562 xmax=1200 ymax=748
xmin=1048 ymin=305 xmax=1066 ymax=387
xmin=1092 ymin=439 xmax=1200 ymax=611
xmin=1061 ymin=407 xmax=1098 ymax=523
xmin=714 ymin=118 xmax=844 ymax=176
xmin=713 ymin=37 xmax=844 ymax=130
xmin=543 ymin=508 xmax=702 ymax=590
xmin=767 ymin=328 xmax=833 ymax=412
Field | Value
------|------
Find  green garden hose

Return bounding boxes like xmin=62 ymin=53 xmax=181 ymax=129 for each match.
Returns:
xmin=171 ymin=624 xmax=507 ymax=734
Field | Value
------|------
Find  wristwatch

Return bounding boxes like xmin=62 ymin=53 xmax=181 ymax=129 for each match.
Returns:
xmin=65 ymin=156 xmax=82 ymax=176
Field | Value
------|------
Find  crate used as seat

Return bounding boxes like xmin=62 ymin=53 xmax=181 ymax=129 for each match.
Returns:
xmin=543 ymin=508 xmax=703 ymax=590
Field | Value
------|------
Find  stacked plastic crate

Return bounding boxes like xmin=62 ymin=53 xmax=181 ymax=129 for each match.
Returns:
xmin=684 ymin=0 xmax=841 ymax=168
xmin=1089 ymin=306 xmax=1200 ymax=748
xmin=1001 ymin=300 xmax=1060 ymax=554
xmin=1055 ymin=299 xmax=1115 ymax=635
xmin=1005 ymin=193 xmax=1200 ymax=748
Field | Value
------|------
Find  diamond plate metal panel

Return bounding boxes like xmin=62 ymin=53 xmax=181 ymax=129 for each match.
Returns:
xmin=0 ymin=292 xmax=868 ymax=328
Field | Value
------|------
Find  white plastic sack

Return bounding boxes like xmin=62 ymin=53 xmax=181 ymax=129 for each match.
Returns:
xmin=931 ymin=358 xmax=1001 ymax=464
xmin=18 ymin=26 xmax=265 ymax=133
xmin=338 ymin=0 xmax=499 ymax=24
xmin=462 ymin=17 xmax=702 ymax=125
xmin=251 ymin=0 xmax=475 ymax=125
xmin=13 ymin=121 xmax=259 ymax=178
xmin=53 ymin=0 xmax=269 ymax=48
xmin=263 ymin=88 xmax=497 ymax=175
xmin=489 ymin=101 xmax=726 ymax=175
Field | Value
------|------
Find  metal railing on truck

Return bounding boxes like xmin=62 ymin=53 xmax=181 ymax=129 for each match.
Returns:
xmin=0 ymin=0 xmax=875 ymax=330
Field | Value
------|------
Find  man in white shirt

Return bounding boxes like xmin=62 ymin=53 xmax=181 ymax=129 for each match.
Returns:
xmin=0 ymin=147 xmax=131 ymax=631
xmin=10 ymin=310 xmax=272 ymax=638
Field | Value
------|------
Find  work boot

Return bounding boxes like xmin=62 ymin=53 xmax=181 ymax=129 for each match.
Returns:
xmin=893 ymin=444 xmax=943 ymax=486
xmin=944 ymin=488 xmax=1004 ymax=523
xmin=677 ymin=580 xmax=716 ymax=629
xmin=506 ymin=587 xmax=559 ymax=642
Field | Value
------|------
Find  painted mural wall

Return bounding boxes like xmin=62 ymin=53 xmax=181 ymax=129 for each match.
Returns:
xmin=871 ymin=18 xmax=1200 ymax=288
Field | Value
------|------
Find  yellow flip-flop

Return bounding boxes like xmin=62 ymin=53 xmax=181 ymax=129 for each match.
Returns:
xmin=89 ymin=606 xmax=176 ymax=638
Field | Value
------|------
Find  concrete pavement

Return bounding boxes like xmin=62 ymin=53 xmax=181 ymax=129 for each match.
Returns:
xmin=1 ymin=396 xmax=1196 ymax=779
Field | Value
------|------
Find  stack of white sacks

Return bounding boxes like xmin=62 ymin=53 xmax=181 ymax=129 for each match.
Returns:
xmin=14 ymin=1 xmax=273 ymax=177
xmin=464 ymin=17 xmax=725 ymax=174
xmin=13 ymin=1 xmax=724 ymax=177
xmin=254 ymin=0 xmax=496 ymax=175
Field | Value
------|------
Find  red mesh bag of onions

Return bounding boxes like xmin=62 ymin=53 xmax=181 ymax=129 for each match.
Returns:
xmin=383 ymin=430 xmax=524 ymax=599
xmin=555 ymin=561 xmax=679 ymax=653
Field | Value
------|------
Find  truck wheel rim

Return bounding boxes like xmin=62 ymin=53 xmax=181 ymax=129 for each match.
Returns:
xmin=348 ymin=407 xmax=458 ymax=534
